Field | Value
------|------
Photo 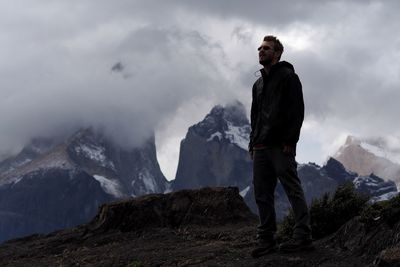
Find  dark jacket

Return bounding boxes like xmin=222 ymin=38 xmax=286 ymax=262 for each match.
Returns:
xmin=249 ymin=61 xmax=304 ymax=152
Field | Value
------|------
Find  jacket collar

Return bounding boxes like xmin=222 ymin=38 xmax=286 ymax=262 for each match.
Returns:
xmin=259 ymin=61 xmax=294 ymax=78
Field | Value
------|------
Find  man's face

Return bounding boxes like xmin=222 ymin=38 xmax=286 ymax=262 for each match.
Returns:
xmin=258 ymin=41 xmax=278 ymax=66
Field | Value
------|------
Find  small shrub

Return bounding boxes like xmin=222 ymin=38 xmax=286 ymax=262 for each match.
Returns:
xmin=382 ymin=194 xmax=400 ymax=226
xmin=309 ymin=192 xmax=333 ymax=239
xmin=360 ymin=193 xmax=400 ymax=228
xmin=278 ymin=182 xmax=369 ymax=240
xmin=360 ymin=201 xmax=388 ymax=230
xmin=277 ymin=210 xmax=295 ymax=241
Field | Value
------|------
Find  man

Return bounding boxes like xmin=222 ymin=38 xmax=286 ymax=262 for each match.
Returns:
xmin=249 ymin=35 xmax=312 ymax=257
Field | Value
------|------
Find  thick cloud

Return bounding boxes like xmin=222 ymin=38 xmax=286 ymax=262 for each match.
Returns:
xmin=0 ymin=22 xmax=234 ymax=155
xmin=1 ymin=1 xmax=400 ymax=179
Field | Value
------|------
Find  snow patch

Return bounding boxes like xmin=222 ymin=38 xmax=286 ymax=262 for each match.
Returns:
xmin=8 ymin=176 xmax=23 ymax=185
xmin=164 ymin=182 xmax=172 ymax=193
xmin=93 ymin=174 xmax=124 ymax=198
xmin=207 ymin=132 xmax=222 ymax=142
xmin=240 ymin=186 xmax=250 ymax=197
xmin=137 ymin=170 xmax=157 ymax=193
xmin=0 ymin=149 xmax=73 ymax=186
xmin=16 ymin=158 xmax=32 ymax=167
xmin=376 ymin=186 xmax=396 ymax=193
xmin=75 ymin=144 xmax=115 ymax=170
xmin=225 ymin=122 xmax=250 ymax=150
xmin=370 ymin=191 xmax=398 ymax=202
xmin=353 ymin=176 xmax=381 ymax=188
xmin=365 ymin=182 xmax=379 ymax=187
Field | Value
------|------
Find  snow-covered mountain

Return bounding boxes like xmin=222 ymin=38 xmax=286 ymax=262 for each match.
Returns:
xmin=353 ymin=174 xmax=398 ymax=202
xmin=334 ymin=136 xmax=400 ymax=187
xmin=172 ymin=102 xmax=398 ymax=220
xmin=0 ymin=128 xmax=169 ymax=242
xmin=0 ymin=137 xmax=59 ymax=178
xmin=320 ymin=157 xmax=397 ymax=202
xmin=172 ymin=101 xmax=252 ymax=191
xmin=65 ymin=128 xmax=169 ymax=197
xmin=0 ymin=128 xmax=169 ymax=196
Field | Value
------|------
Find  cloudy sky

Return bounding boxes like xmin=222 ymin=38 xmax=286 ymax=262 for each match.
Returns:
xmin=1 ymin=0 xmax=400 ymax=180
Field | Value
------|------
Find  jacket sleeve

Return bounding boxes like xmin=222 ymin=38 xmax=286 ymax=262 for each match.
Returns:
xmin=249 ymin=83 xmax=258 ymax=152
xmin=281 ymin=73 xmax=304 ymax=146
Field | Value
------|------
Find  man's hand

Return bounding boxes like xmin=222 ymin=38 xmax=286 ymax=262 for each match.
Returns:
xmin=283 ymin=145 xmax=295 ymax=156
xmin=249 ymin=150 xmax=254 ymax=160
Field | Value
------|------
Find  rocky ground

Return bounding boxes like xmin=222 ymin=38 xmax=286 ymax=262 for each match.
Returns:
xmin=0 ymin=223 xmax=369 ymax=267
xmin=0 ymin=187 xmax=396 ymax=266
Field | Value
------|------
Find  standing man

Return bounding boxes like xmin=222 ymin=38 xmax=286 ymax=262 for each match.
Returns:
xmin=249 ymin=35 xmax=312 ymax=257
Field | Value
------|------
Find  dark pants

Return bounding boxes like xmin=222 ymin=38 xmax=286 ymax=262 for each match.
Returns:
xmin=253 ymin=147 xmax=311 ymax=240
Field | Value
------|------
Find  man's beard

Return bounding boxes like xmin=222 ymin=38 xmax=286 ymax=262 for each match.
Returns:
xmin=259 ymin=57 xmax=272 ymax=65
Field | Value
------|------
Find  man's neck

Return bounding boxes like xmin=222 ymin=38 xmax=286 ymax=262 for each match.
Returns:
xmin=262 ymin=60 xmax=278 ymax=74
xmin=263 ymin=65 xmax=272 ymax=74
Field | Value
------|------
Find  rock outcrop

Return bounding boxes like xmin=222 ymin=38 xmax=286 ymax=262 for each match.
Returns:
xmin=86 ymin=186 xmax=257 ymax=233
xmin=323 ymin=200 xmax=400 ymax=266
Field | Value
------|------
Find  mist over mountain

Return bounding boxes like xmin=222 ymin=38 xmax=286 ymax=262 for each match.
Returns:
xmin=0 ymin=128 xmax=169 ymax=242
xmin=334 ymin=135 xmax=400 ymax=187
xmin=0 ymin=24 xmax=238 ymax=162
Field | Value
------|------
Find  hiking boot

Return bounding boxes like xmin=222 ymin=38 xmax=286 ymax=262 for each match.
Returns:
xmin=279 ymin=238 xmax=314 ymax=253
xmin=251 ymin=239 xmax=277 ymax=258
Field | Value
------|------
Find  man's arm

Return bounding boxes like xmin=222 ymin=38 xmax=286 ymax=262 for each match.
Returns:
xmin=249 ymin=83 xmax=258 ymax=157
xmin=281 ymin=73 xmax=304 ymax=151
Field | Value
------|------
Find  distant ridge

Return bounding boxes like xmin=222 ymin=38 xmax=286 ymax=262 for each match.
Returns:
xmin=334 ymin=135 xmax=400 ymax=186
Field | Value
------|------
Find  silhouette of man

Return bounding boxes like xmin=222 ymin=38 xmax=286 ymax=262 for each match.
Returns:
xmin=249 ymin=35 xmax=313 ymax=257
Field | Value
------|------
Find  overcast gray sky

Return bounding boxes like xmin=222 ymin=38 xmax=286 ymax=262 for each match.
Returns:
xmin=1 ymin=0 xmax=400 ymax=180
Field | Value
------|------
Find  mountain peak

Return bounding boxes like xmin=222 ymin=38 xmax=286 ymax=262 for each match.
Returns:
xmin=322 ymin=157 xmax=357 ymax=184
xmin=188 ymin=101 xmax=250 ymax=151
xmin=344 ymin=135 xmax=360 ymax=146
xmin=334 ymin=135 xmax=400 ymax=186
xmin=173 ymin=101 xmax=252 ymax=191
xmin=208 ymin=100 xmax=248 ymax=126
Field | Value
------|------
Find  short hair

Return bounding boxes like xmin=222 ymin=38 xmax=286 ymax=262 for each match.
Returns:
xmin=263 ymin=35 xmax=284 ymax=60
